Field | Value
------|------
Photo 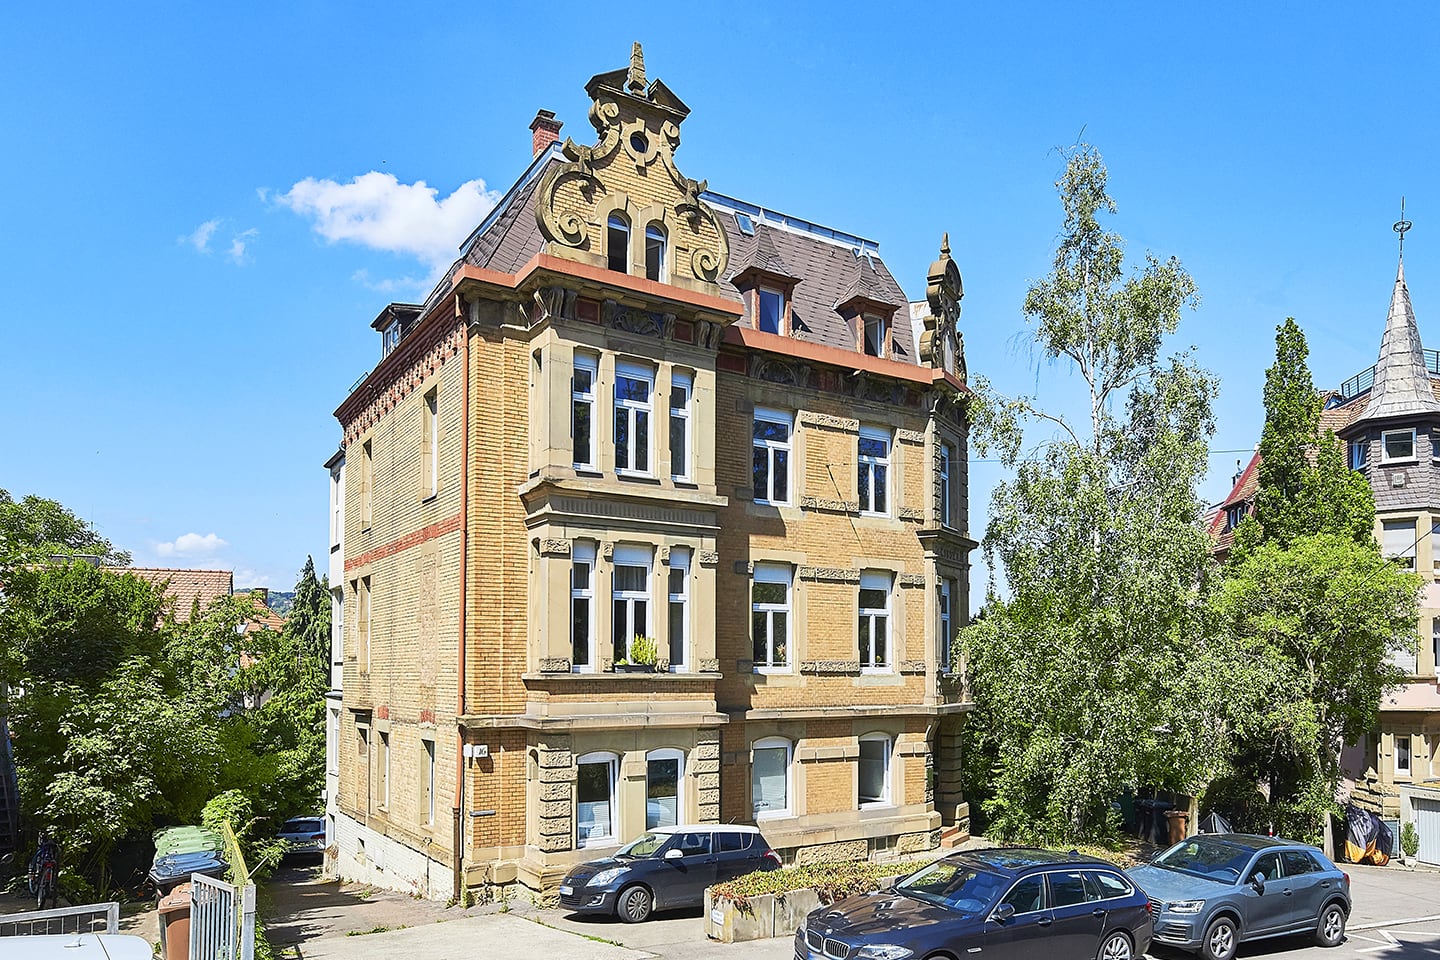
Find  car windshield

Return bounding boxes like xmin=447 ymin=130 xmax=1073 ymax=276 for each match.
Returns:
xmin=282 ymin=819 xmax=321 ymax=832
xmin=614 ymin=832 xmax=668 ymax=858
xmin=1153 ymin=837 xmax=1253 ymax=883
xmin=894 ymin=859 xmax=1006 ymax=913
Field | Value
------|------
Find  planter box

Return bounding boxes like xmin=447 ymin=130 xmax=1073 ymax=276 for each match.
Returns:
xmin=705 ymin=887 xmax=824 ymax=942
xmin=612 ymin=663 xmax=655 ymax=674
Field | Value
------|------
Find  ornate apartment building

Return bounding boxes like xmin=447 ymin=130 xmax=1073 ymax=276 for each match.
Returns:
xmin=328 ymin=45 xmax=974 ymax=898
xmin=1208 ymin=249 xmax=1440 ymax=861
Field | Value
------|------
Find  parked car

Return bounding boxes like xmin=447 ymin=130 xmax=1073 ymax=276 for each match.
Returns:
xmin=797 ymin=847 xmax=1153 ymax=960
xmin=5 ymin=934 xmax=152 ymax=959
xmin=275 ymin=817 xmax=326 ymax=858
xmin=559 ymin=824 xmax=781 ymax=922
xmin=1128 ymin=833 xmax=1350 ymax=960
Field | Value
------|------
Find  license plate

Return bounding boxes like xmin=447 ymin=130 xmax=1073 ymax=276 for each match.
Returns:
xmin=560 ymin=885 xmax=573 ymax=896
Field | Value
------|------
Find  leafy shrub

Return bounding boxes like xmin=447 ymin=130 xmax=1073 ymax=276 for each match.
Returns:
xmin=710 ymin=858 xmax=936 ymax=908
xmin=1401 ymin=821 xmax=1420 ymax=859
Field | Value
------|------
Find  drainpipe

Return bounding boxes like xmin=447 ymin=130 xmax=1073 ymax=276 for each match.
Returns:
xmin=454 ymin=296 xmax=470 ymax=902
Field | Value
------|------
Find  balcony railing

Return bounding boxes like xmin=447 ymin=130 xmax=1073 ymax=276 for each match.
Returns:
xmin=1339 ymin=349 xmax=1440 ymax=400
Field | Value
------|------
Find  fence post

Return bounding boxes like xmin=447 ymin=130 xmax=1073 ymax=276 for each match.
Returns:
xmin=239 ymin=883 xmax=255 ymax=960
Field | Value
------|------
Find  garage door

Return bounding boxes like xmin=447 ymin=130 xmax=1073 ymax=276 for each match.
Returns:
xmin=1415 ymin=797 xmax=1440 ymax=865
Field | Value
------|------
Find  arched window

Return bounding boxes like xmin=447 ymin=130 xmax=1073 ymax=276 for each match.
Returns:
xmin=858 ymin=733 xmax=892 ymax=808
xmin=645 ymin=223 xmax=666 ymax=281
xmin=752 ymin=737 xmax=792 ymax=818
xmin=607 ymin=214 xmax=630 ymax=273
xmin=576 ymin=751 xmax=619 ymax=846
xmin=645 ymin=747 xmax=685 ymax=829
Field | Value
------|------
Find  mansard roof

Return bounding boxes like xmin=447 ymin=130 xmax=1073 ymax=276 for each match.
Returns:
xmin=1350 ymin=260 xmax=1440 ymax=428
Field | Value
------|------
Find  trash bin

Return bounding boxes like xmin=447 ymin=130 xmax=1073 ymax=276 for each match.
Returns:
xmin=158 ymin=880 xmax=193 ymax=960
xmin=1136 ymin=799 xmax=1154 ymax=843
xmin=1165 ymin=810 xmax=1190 ymax=845
xmin=1150 ymin=801 xmax=1174 ymax=845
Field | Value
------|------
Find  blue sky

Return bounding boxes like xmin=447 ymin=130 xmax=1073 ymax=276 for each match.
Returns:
xmin=3 ymin=2 xmax=1437 ymax=593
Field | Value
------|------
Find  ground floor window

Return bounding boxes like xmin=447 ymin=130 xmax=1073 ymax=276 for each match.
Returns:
xmin=646 ymin=748 xmax=683 ymax=829
xmin=858 ymin=733 xmax=891 ymax=807
xmin=577 ymin=752 xmax=618 ymax=846
xmin=752 ymin=737 xmax=792 ymax=818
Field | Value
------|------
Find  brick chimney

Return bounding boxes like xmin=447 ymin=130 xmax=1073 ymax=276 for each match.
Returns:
xmin=530 ymin=110 xmax=562 ymax=157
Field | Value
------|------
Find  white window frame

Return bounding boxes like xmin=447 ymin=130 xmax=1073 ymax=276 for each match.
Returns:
xmin=607 ymin=214 xmax=630 ymax=274
xmin=667 ymin=547 xmax=690 ymax=673
xmin=939 ymin=578 xmax=954 ymax=675
xmin=939 ymin=441 xmax=954 ymax=528
xmin=572 ymin=354 xmax=598 ymax=470
xmin=859 ymin=570 xmax=893 ymax=673
xmin=576 ymin=751 xmax=619 ymax=847
xmin=645 ymin=747 xmax=685 ymax=829
xmin=670 ymin=371 xmax=693 ymax=482
xmin=423 ymin=388 xmax=439 ymax=498
xmin=614 ymin=361 xmax=654 ymax=476
xmin=383 ymin=322 xmax=400 ymax=356
xmin=758 ymin=287 xmax=785 ymax=334
xmin=423 ymin=739 xmax=435 ymax=825
xmin=358 ymin=576 xmax=371 ymax=674
xmin=1383 ymin=428 xmax=1417 ymax=463
xmin=1226 ymin=504 xmax=1246 ymax=531
xmin=752 ymin=563 xmax=792 ymax=673
xmin=863 ymin=314 xmax=888 ymax=357
xmin=858 ymin=732 xmax=892 ymax=808
xmin=752 ymin=736 xmax=793 ymax=819
xmin=1350 ymin=440 xmax=1368 ymax=471
xmin=612 ymin=543 xmax=653 ymax=664
xmin=360 ymin=439 xmax=373 ymax=530
xmin=645 ymin=222 xmax=667 ymax=282
xmin=858 ymin=426 xmax=892 ymax=516
xmin=753 ymin=407 xmax=792 ymax=505
xmin=330 ymin=470 xmax=342 ymax=548
xmin=1396 ymin=733 xmax=1412 ymax=779
xmin=379 ymin=730 xmax=390 ymax=809
xmin=571 ymin=541 xmax=596 ymax=673
xmin=1383 ymin=519 xmax=1417 ymax=570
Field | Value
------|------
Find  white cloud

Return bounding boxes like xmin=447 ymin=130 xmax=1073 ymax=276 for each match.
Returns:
xmin=352 ymin=268 xmax=428 ymax=294
xmin=276 ymin=172 xmax=501 ymax=277
xmin=182 ymin=219 xmax=221 ymax=253
xmin=155 ymin=532 xmax=229 ymax=557
xmin=228 ymin=228 xmax=258 ymax=264
xmin=234 ymin=569 xmax=273 ymax=589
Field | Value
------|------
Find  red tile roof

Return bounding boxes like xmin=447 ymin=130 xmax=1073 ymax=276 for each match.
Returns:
xmin=118 ymin=567 xmax=233 ymax=620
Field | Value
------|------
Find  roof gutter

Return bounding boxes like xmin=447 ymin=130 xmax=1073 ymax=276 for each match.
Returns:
xmin=453 ymin=292 xmax=470 ymax=903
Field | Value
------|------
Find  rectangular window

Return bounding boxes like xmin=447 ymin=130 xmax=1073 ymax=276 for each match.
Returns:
xmin=1350 ymin=440 xmax=1368 ymax=471
xmin=1383 ymin=520 xmax=1417 ymax=570
xmin=670 ymin=371 xmax=692 ymax=482
xmin=614 ymin=362 xmax=653 ymax=475
xmin=422 ymin=740 xmax=435 ymax=825
xmin=1434 ymin=619 xmax=1440 ymax=675
xmin=753 ymin=408 xmax=792 ymax=504
xmin=858 ymin=735 xmax=891 ymax=806
xmin=863 ymin=314 xmax=887 ymax=357
xmin=378 ymin=731 xmax=390 ymax=809
xmin=358 ymin=725 xmax=371 ymax=813
xmin=858 ymin=427 xmax=891 ymax=515
xmin=668 ymin=548 xmax=690 ymax=672
xmin=1383 ymin=428 xmax=1416 ymax=462
xmin=752 ymin=563 xmax=792 ymax=671
xmin=646 ymin=752 xmax=681 ymax=829
xmin=1397 ymin=734 xmax=1412 ymax=778
xmin=358 ymin=577 xmax=371 ymax=673
xmin=422 ymin=388 xmax=438 ymax=498
xmin=576 ymin=754 xmax=617 ymax=846
xmin=752 ymin=739 xmax=791 ymax=818
xmin=859 ymin=571 xmax=892 ymax=671
xmin=1433 ymin=434 xmax=1440 ymax=461
xmin=360 ymin=440 xmax=373 ymax=529
xmin=1226 ymin=504 xmax=1246 ymax=531
xmin=1390 ymin=635 xmax=1418 ymax=676
xmin=612 ymin=544 xmax=652 ymax=664
xmin=572 ymin=354 xmax=597 ymax=469
xmin=758 ymin=288 xmax=784 ymax=334
xmin=383 ymin=322 xmax=400 ymax=356
xmin=572 ymin=542 xmax=596 ymax=672
xmin=939 ymin=578 xmax=955 ymax=675
xmin=939 ymin=441 xmax=955 ymax=527
xmin=330 ymin=469 xmax=342 ymax=548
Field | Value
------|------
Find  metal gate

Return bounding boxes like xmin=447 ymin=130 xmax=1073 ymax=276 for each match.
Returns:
xmin=190 ymin=873 xmax=255 ymax=960
xmin=1414 ymin=797 xmax=1440 ymax=865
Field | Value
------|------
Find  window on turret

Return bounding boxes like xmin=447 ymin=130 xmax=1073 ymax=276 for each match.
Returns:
xmin=645 ymin=223 xmax=666 ymax=281
xmin=1383 ymin=520 xmax=1417 ymax=570
xmin=1383 ymin=428 xmax=1416 ymax=462
xmin=607 ymin=214 xmax=630 ymax=273
xmin=1349 ymin=440 xmax=1368 ymax=471
xmin=863 ymin=314 xmax=888 ymax=357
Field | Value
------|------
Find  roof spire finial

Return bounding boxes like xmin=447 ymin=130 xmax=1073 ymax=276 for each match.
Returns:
xmin=1394 ymin=196 xmax=1412 ymax=261
xmin=940 ymin=231 xmax=950 ymax=257
xmin=627 ymin=42 xmax=647 ymax=95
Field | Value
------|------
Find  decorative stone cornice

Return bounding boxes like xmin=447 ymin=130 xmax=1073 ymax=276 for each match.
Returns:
xmin=896 ymin=429 xmax=925 ymax=445
xmin=801 ymin=660 xmax=861 ymax=675
xmin=899 ymin=507 xmax=924 ymax=522
xmin=798 ymin=566 xmax=861 ymax=583
xmin=698 ymin=550 xmax=719 ymax=567
xmin=539 ymin=658 xmax=572 ymax=673
xmin=798 ymin=411 xmax=860 ymax=432
xmin=343 ymin=323 xmax=465 ymax=445
xmin=800 ymin=495 xmax=858 ymax=514
xmin=897 ymin=573 xmax=926 ymax=587
xmin=899 ymin=660 xmax=927 ymax=674
xmin=539 ymin=538 xmax=572 ymax=557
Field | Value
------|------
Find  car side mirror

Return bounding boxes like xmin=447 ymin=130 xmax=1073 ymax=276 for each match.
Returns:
xmin=1249 ymin=872 xmax=1265 ymax=892
xmin=989 ymin=903 xmax=1016 ymax=923
xmin=664 ymin=848 xmax=683 ymax=860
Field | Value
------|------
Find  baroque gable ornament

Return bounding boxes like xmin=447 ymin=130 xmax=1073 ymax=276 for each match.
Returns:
xmin=920 ymin=233 xmax=967 ymax=383
xmin=535 ymin=43 xmax=730 ymax=285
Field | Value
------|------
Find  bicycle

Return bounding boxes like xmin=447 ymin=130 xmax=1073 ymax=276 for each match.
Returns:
xmin=28 ymin=833 xmax=60 ymax=910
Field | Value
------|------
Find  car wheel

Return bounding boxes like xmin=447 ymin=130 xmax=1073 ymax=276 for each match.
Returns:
xmin=1314 ymin=903 xmax=1346 ymax=947
xmin=1097 ymin=931 xmax=1133 ymax=960
xmin=617 ymin=884 xmax=652 ymax=923
xmin=1201 ymin=916 xmax=1238 ymax=960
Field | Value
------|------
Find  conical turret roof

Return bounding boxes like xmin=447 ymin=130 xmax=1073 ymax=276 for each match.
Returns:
xmin=1353 ymin=259 xmax=1440 ymax=426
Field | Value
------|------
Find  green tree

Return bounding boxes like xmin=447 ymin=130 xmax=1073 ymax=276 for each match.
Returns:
xmin=0 ymin=489 xmax=128 ymax=566
xmin=960 ymin=144 xmax=1225 ymax=843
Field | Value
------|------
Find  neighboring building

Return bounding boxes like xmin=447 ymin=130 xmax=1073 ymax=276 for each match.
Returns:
xmin=330 ymin=45 xmax=975 ymax=900
xmin=324 ymin=447 xmax=345 ymax=874
xmin=1209 ymin=253 xmax=1440 ymax=862
xmin=124 ymin=567 xmax=234 ymax=619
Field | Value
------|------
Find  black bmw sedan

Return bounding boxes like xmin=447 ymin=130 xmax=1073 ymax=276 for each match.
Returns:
xmin=796 ymin=848 xmax=1153 ymax=960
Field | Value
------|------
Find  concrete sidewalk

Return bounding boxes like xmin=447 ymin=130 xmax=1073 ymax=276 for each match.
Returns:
xmin=1345 ymin=862 xmax=1440 ymax=928
xmin=295 ymin=913 xmax=650 ymax=960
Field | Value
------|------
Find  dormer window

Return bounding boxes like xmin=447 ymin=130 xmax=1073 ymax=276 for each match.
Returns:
xmin=1383 ymin=428 xmax=1416 ymax=463
xmin=645 ymin=223 xmax=666 ymax=281
xmin=607 ymin=214 xmax=630 ymax=273
xmin=383 ymin=322 xmax=401 ymax=357
xmin=1225 ymin=503 xmax=1247 ymax=532
xmin=758 ymin=288 xmax=785 ymax=335
xmin=863 ymin=314 xmax=887 ymax=357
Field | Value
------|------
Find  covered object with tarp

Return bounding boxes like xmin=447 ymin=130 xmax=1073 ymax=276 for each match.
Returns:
xmin=1344 ymin=804 xmax=1393 ymax=865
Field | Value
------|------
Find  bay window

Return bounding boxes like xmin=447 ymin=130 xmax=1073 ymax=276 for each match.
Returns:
xmin=670 ymin=371 xmax=692 ymax=482
xmin=572 ymin=542 xmax=596 ymax=672
xmin=572 ymin=354 xmax=597 ymax=470
xmin=939 ymin=578 xmax=955 ymax=675
xmin=667 ymin=547 xmax=690 ymax=672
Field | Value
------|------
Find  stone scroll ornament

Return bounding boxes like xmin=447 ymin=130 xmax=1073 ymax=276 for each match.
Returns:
xmin=535 ymin=43 xmax=729 ymax=284
xmin=921 ymin=233 xmax=967 ymax=383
